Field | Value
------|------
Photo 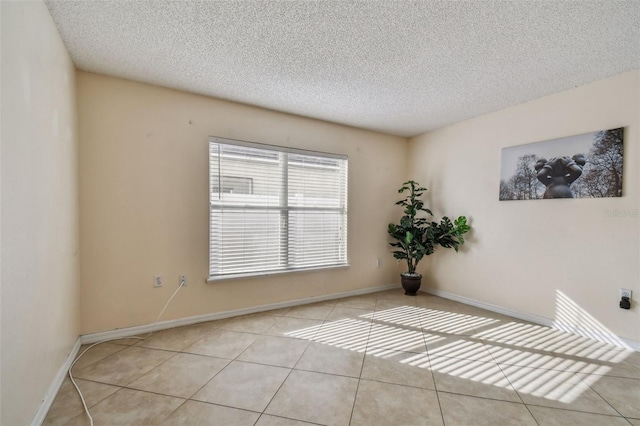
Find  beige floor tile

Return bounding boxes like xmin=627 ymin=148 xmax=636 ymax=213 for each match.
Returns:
xmin=237 ymin=336 xmax=310 ymax=368
xmin=549 ymin=336 xmax=632 ymax=353
xmin=486 ymin=339 xmax=634 ymax=370
xmin=577 ymin=374 xmax=640 ymax=418
xmin=107 ymin=337 xmax=145 ymax=346
xmin=128 ymin=353 xmax=229 ymax=398
xmin=485 ymin=344 xmax=618 ymax=374
xmin=77 ymin=388 xmax=183 ymax=425
xmin=552 ymin=342 xmax=634 ymax=363
xmin=454 ymin=303 xmax=521 ymax=323
xmin=501 ymin=364 xmax=618 ymax=415
xmin=430 ymin=356 xmax=521 ymax=402
xmin=333 ymin=295 xmax=377 ymax=310
xmin=295 ymin=342 xmax=365 ymax=377
xmin=62 ymin=413 xmax=91 ymax=426
xmin=351 ymin=379 xmax=443 ymax=426
xmin=73 ymin=346 xmax=174 ymax=386
xmin=159 ymin=400 xmax=260 ymax=425
xmin=285 ymin=303 xmax=334 ymax=320
xmin=372 ymin=305 xmax=423 ymax=329
xmin=183 ymin=329 xmax=259 ymax=359
xmin=438 ymin=392 xmax=537 ymax=426
xmin=193 ymin=361 xmax=290 ymax=412
xmin=313 ymin=318 xmax=371 ymax=351
xmin=266 ymin=317 xmax=324 ymax=340
xmin=375 ymin=299 xmax=416 ymax=314
xmin=376 ymin=290 xmax=417 ymax=304
xmin=43 ymin=378 xmax=120 ymax=425
xmin=361 ymin=348 xmax=434 ymax=389
xmin=621 ymin=350 xmax=640 ymax=369
xmin=375 ymin=289 xmax=404 ymax=297
xmin=543 ymin=342 xmax=638 ymax=363
xmin=419 ymin=308 xmax=483 ymax=336
xmin=44 ymin=289 xmax=640 ymax=426
xmin=372 ymin=305 xmax=424 ymax=324
xmin=72 ymin=342 xmax=128 ymax=371
xmin=592 ymin=360 xmax=640 ymax=380
xmin=528 ymin=405 xmax=631 ymax=426
xmin=217 ymin=313 xmax=277 ymax=333
xmin=414 ymin=295 xmax=461 ymax=310
xmin=473 ymin=323 xmax=598 ymax=353
xmin=536 ymin=334 xmax=632 ymax=362
xmin=255 ymin=414 xmax=319 ymax=426
xmin=325 ymin=306 xmax=374 ymax=323
xmin=367 ymin=323 xmax=427 ymax=353
xmin=265 ymin=370 xmax=358 ymax=425
xmin=266 ymin=307 xmax=292 ymax=316
xmin=426 ymin=338 xmax=494 ymax=361
xmin=136 ymin=323 xmax=212 ymax=351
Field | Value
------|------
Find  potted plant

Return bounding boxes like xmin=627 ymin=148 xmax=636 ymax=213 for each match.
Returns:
xmin=388 ymin=181 xmax=470 ymax=295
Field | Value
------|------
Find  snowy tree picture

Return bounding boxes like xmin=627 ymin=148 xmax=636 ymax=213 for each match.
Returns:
xmin=499 ymin=128 xmax=624 ymax=201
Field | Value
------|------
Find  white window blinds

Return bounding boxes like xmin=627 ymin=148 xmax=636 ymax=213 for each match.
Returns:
xmin=209 ymin=137 xmax=348 ymax=279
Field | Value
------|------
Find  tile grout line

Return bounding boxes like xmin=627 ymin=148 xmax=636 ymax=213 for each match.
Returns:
xmin=46 ymin=290 xmax=640 ymax=425
xmin=487 ymin=341 xmax=631 ymax=421
xmin=417 ymin=298 xmax=447 ymax=426
xmin=114 ymin=340 xmax=218 ymax=424
xmin=481 ymin=329 xmax=541 ymax=426
xmin=574 ymin=371 xmax=631 ymax=420
xmin=254 ymin=305 xmax=328 ymax=425
xmin=173 ymin=334 xmax=250 ymax=420
xmin=346 ymin=296 xmax=378 ymax=425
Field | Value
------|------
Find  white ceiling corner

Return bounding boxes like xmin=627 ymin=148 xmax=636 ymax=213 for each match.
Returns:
xmin=44 ymin=0 xmax=640 ymax=137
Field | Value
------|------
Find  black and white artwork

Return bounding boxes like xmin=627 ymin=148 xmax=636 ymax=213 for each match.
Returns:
xmin=499 ymin=127 xmax=624 ymax=201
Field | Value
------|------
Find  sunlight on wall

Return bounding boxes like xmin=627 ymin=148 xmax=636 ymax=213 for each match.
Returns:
xmin=286 ymin=303 xmax=633 ymax=404
xmin=553 ymin=290 xmax=631 ymax=349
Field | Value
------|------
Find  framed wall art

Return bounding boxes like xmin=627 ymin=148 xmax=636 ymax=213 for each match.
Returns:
xmin=499 ymin=127 xmax=624 ymax=201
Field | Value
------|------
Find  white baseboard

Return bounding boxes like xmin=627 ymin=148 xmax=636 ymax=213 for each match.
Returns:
xmin=33 ymin=284 xmax=398 ymax=423
xmin=30 ymin=337 xmax=82 ymax=426
xmin=422 ymin=287 xmax=554 ymax=326
xmin=35 ymin=282 xmax=638 ymax=424
xmin=81 ymin=283 xmax=398 ymax=344
xmin=421 ymin=287 xmax=640 ymax=352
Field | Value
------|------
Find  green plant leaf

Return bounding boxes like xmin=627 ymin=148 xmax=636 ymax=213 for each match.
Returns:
xmin=405 ymin=231 xmax=414 ymax=244
xmin=388 ymin=180 xmax=471 ymax=272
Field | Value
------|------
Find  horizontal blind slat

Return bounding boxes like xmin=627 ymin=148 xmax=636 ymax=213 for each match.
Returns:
xmin=210 ymin=138 xmax=348 ymax=277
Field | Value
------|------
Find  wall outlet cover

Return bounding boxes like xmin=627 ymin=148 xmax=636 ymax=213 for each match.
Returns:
xmin=620 ymin=289 xmax=632 ymax=299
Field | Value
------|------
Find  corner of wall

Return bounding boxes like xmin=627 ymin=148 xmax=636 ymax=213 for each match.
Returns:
xmin=1 ymin=1 xmax=81 ymax=424
xmin=407 ymin=70 xmax=640 ymax=344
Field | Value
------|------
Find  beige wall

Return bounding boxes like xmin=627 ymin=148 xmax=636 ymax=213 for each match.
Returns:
xmin=0 ymin=2 xmax=80 ymax=424
xmin=409 ymin=70 xmax=639 ymax=343
xmin=0 ymin=3 xmax=635 ymax=422
xmin=77 ymin=72 xmax=407 ymax=334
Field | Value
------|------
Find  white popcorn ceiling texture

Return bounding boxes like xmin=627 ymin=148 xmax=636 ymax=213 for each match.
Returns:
xmin=45 ymin=1 xmax=640 ymax=137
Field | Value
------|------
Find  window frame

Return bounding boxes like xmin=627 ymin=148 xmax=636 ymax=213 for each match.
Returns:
xmin=207 ymin=136 xmax=349 ymax=282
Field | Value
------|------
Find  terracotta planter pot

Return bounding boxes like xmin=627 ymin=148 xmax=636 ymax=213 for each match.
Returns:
xmin=400 ymin=273 xmax=422 ymax=296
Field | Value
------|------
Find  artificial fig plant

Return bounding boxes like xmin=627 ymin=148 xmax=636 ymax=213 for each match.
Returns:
xmin=388 ymin=181 xmax=470 ymax=277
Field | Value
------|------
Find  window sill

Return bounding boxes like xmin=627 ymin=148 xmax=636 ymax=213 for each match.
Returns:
xmin=207 ymin=263 xmax=350 ymax=283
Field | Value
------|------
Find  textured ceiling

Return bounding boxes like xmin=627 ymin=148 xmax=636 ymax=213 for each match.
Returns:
xmin=45 ymin=1 xmax=640 ymax=137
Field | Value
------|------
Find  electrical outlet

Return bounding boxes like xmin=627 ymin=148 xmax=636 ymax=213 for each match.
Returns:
xmin=153 ymin=275 xmax=163 ymax=288
xmin=179 ymin=275 xmax=187 ymax=287
xmin=620 ymin=289 xmax=632 ymax=299
xmin=376 ymin=258 xmax=381 ymax=268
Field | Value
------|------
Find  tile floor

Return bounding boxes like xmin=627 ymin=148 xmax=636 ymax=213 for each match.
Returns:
xmin=44 ymin=290 xmax=640 ymax=425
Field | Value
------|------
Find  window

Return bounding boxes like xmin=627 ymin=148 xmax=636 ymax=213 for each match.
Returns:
xmin=208 ymin=137 xmax=348 ymax=280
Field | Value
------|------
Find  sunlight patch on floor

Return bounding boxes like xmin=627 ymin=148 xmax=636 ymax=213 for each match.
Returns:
xmin=285 ymin=302 xmax=632 ymax=404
